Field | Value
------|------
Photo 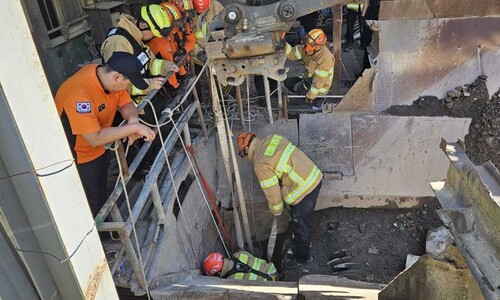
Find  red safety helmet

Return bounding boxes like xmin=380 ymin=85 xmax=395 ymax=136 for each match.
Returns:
xmin=303 ymin=28 xmax=327 ymax=53
xmin=193 ymin=0 xmax=210 ymax=14
xmin=203 ymin=252 xmax=224 ymax=276
xmin=237 ymin=132 xmax=256 ymax=158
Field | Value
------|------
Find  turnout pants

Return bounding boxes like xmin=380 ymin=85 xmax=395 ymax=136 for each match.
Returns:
xmin=290 ymin=180 xmax=322 ymax=262
xmin=76 ymin=151 xmax=110 ymax=217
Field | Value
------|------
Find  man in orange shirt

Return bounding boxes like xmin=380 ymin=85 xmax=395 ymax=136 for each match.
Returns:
xmin=55 ymin=52 xmax=156 ymax=217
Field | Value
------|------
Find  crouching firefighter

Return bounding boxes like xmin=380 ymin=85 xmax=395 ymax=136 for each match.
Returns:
xmin=203 ymin=252 xmax=279 ymax=281
xmin=237 ymin=132 xmax=323 ymax=268
xmin=284 ymin=28 xmax=334 ymax=109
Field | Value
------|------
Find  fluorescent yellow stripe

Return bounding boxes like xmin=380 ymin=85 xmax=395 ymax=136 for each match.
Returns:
xmin=284 ymin=166 xmax=321 ymax=205
xmin=131 ymin=85 xmax=147 ymax=96
xmin=293 ymin=46 xmax=302 ymax=60
xmin=286 ymin=43 xmax=292 ymax=56
xmin=314 ymin=69 xmax=329 ymax=77
xmin=233 ymin=254 xmax=249 ymax=279
xmin=249 ymin=258 xmax=261 ymax=280
xmin=275 ymin=143 xmax=295 ymax=178
xmin=151 ymin=59 xmax=163 ymax=76
xmin=288 ymin=169 xmax=304 ymax=185
xmin=259 ymin=176 xmax=279 ymax=189
xmin=346 ymin=3 xmax=362 ymax=10
xmin=268 ymin=202 xmax=283 ymax=214
xmin=318 ymin=87 xmax=329 ymax=93
xmin=309 ymin=86 xmax=319 ymax=94
xmin=264 ymin=135 xmax=282 ymax=156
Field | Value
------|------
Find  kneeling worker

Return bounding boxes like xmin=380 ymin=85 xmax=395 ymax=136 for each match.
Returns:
xmin=237 ymin=132 xmax=323 ymax=268
xmin=203 ymin=251 xmax=279 ymax=281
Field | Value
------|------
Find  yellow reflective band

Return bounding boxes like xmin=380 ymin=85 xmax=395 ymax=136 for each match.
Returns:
xmin=284 ymin=165 xmax=321 ymax=204
xmin=249 ymin=258 xmax=261 ymax=280
xmin=275 ymin=143 xmax=295 ymax=178
xmin=309 ymin=86 xmax=319 ymax=94
xmin=196 ymin=30 xmax=203 ymax=39
xmin=234 ymin=254 xmax=249 ymax=279
xmin=346 ymin=3 xmax=362 ymax=11
xmin=286 ymin=43 xmax=292 ymax=56
xmin=318 ymin=87 xmax=329 ymax=93
xmin=259 ymin=176 xmax=279 ymax=189
xmin=151 ymin=59 xmax=163 ymax=76
xmin=314 ymin=69 xmax=329 ymax=78
xmin=264 ymin=135 xmax=282 ymax=156
xmin=268 ymin=202 xmax=283 ymax=214
xmin=288 ymin=169 xmax=304 ymax=185
xmin=293 ymin=46 xmax=302 ymax=60
xmin=131 ymin=85 xmax=147 ymax=96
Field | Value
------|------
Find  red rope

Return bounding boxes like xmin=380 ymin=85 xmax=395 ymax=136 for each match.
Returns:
xmin=186 ymin=145 xmax=233 ymax=250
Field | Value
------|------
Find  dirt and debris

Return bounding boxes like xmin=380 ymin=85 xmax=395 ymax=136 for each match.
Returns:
xmin=384 ymin=76 xmax=500 ymax=170
xmin=281 ymin=199 xmax=442 ymax=283
xmin=283 ymin=76 xmax=499 ymax=284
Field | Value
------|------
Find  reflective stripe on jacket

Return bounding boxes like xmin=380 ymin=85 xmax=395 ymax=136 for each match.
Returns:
xmin=248 ymin=135 xmax=323 ymax=215
xmin=346 ymin=2 xmax=363 ymax=11
xmin=228 ymin=251 xmax=277 ymax=281
xmin=285 ymin=43 xmax=335 ymax=100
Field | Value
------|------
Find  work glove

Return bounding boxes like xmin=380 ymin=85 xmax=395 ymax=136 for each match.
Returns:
xmin=174 ymin=47 xmax=187 ymax=64
xmin=196 ymin=50 xmax=207 ymax=64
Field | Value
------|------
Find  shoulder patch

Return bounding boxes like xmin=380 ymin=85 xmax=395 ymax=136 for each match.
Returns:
xmin=76 ymin=101 xmax=91 ymax=114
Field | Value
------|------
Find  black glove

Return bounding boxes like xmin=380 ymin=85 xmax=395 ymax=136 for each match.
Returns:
xmin=196 ymin=50 xmax=207 ymax=63
xmin=174 ymin=47 xmax=187 ymax=63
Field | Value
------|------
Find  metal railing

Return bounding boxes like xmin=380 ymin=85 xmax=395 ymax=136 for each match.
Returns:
xmin=95 ymin=55 xmax=208 ymax=292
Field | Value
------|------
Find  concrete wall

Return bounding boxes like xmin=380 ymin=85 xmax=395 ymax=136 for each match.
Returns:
xmin=374 ymin=17 xmax=500 ymax=112
xmin=147 ymin=136 xmax=222 ymax=282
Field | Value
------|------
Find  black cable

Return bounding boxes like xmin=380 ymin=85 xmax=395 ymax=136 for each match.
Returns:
xmin=14 ymin=223 xmax=96 ymax=264
xmin=0 ymin=159 xmax=74 ymax=181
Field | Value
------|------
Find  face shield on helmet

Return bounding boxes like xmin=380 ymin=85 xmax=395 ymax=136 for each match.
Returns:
xmin=203 ymin=252 xmax=224 ymax=276
xmin=140 ymin=4 xmax=173 ymax=37
xmin=302 ymin=29 xmax=327 ymax=53
xmin=193 ymin=0 xmax=211 ymax=14
xmin=237 ymin=132 xmax=256 ymax=158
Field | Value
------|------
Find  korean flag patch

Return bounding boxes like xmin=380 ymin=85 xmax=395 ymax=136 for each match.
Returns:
xmin=76 ymin=101 xmax=91 ymax=114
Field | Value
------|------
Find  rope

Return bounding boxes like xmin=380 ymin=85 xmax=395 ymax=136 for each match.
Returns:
xmin=246 ymin=76 xmax=263 ymax=253
xmin=142 ymin=99 xmax=200 ymax=269
xmin=168 ymin=113 xmax=232 ymax=258
xmin=114 ymin=144 xmax=151 ymax=299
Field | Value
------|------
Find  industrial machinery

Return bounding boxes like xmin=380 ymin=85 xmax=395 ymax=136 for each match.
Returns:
xmin=205 ymin=0 xmax=341 ymax=85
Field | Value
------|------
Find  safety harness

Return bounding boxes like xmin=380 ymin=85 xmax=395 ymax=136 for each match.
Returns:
xmin=222 ymin=257 xmax=274 ymax=281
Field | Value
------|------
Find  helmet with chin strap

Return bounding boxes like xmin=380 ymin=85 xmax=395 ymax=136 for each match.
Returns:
xmin=237 ymin=132 xmax=256 ymax=158
xmin=140 ymin=4 xmax=172 ymax=37
xmin=303 ymin=28 xmax=327 ymax=52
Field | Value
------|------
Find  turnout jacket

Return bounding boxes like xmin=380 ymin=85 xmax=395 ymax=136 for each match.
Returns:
xmin=248 ymin=135 xmax=323 ymax=216
xmin=285 ymin=43 xmax=335 ymax=100
xmin=101 ymin=14 xmax=175 ymax=96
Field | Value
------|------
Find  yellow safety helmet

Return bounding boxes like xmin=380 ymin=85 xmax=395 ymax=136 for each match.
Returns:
xmin=140 ymin=4 xmax=172 ymax=37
